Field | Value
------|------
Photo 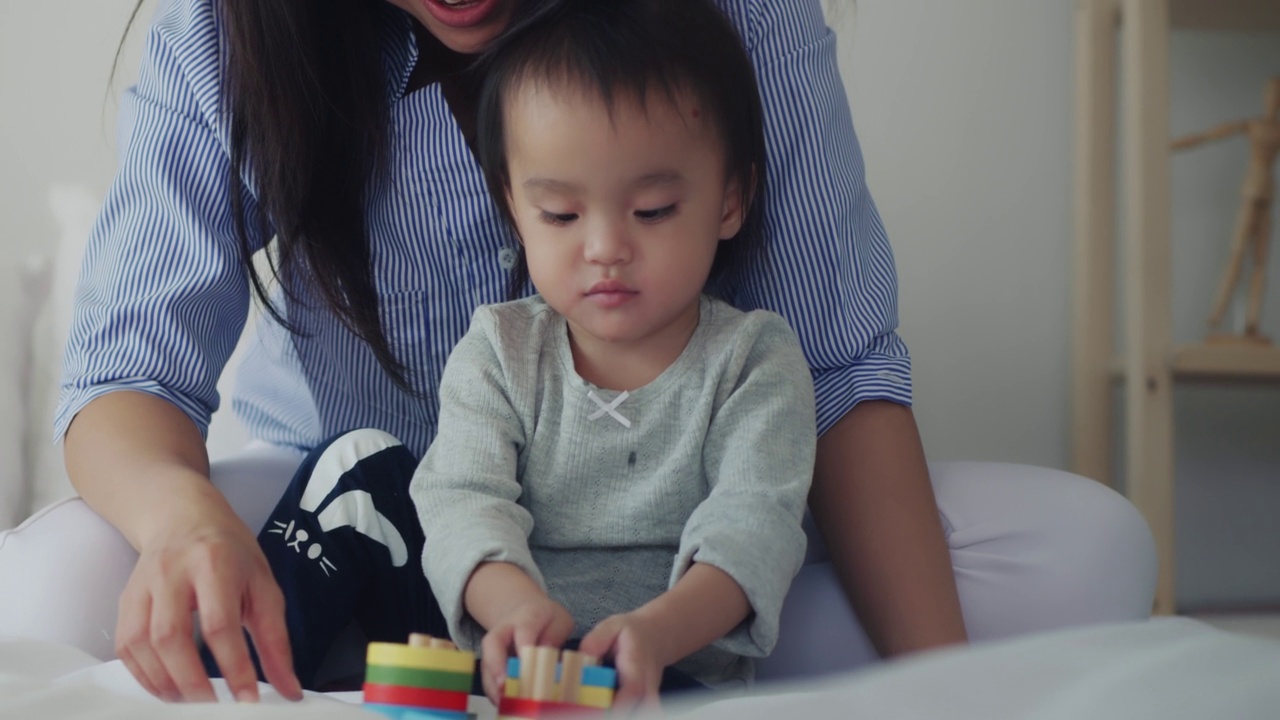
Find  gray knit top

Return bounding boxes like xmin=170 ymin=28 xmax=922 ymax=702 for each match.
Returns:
xmin=409 ymin=295 xmax=816 ymax=687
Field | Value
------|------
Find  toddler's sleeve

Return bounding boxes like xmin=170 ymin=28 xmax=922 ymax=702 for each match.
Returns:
xmin=670 ymin=313 xmax=817 ymax=657
xmin=410 ymin=311 xmax=543 ymax=649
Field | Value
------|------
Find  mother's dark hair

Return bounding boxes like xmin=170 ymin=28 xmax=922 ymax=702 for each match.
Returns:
xmin=114 ymin=0 xmax=766 ymax=388
xmin=117 ymin=0 xmax=420 ymax=385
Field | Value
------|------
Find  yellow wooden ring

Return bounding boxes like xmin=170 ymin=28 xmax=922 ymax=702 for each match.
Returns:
xmin=365 ymin=642 xmax=476 ymax=674
xmin=576 ymin=685 xmax=614 ymax=709
xmin=501 ymin=679 xmax=612 ymax=709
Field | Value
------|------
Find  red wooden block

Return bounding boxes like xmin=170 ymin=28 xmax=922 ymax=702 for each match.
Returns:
xmin=497 ymin=696 xmax=607 ymax=719
xmin=362 ymin=682 xmax=469 ymax=712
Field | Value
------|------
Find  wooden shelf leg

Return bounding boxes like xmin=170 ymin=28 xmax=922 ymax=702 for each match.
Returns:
xmin=1120 ymin=0 xmax=1176 ymax=616
xmin=1072 ymin=0 xmax=1120 ymax=486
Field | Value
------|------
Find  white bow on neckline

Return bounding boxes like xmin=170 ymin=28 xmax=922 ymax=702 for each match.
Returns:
xmin=587 ymin=390 xmax=632 ymax=428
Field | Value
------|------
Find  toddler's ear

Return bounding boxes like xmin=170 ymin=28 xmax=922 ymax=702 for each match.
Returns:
xmin=718 ymin=175 xmax=747 ymax=241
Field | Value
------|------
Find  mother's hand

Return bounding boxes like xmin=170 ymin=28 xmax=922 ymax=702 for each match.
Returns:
xmin=114 ymin=516 xmax=302 ymax=703
xmin=64 ymin=392 xmax=303 ymax=702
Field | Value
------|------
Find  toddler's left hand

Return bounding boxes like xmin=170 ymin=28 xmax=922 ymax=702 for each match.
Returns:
xmin=579 ymin=612 xmax=664 ymax=714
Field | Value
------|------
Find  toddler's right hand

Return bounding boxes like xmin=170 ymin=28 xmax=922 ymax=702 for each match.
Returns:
xmin=477 ymin=598 xmax=574 ymax=705
xmin=115 ymin=516 xmax=301 ymax=703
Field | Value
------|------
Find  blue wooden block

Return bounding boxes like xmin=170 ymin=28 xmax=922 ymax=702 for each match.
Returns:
xmin=363 ymin=702 xmax=468 ymax=720
xmin=504 ymin=657 xmax=616 ymax=689
xmin=579 ymin=665 xmax=616 ymax=689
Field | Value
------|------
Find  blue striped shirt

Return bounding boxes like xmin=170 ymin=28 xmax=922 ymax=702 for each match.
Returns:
xmin=57 ymin=0 xmax=912 ymax=457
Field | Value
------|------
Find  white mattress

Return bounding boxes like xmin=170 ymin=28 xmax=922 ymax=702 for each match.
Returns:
xmin=2 ymin=618 xmax=1277 ymax=719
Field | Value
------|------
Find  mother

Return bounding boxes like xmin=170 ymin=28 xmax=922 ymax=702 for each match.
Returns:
xmin=0 ymin=0 xmax=1156 ymax=704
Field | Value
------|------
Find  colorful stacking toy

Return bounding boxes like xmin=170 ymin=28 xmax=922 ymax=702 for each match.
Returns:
xmin=498 ymin=647 xmax=617 ymax=719
xmin=363 ymin=634 xmax=477 ymax=720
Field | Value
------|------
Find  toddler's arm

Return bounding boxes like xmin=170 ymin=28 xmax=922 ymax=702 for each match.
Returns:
xmin=410 ymin=311 xmax=546 ymax=649
xmin=467 ymin=562 xmax=574 ymax=705
xmin=579 ymin=564 xmax=749 ymax=709
xmin=667 ymin=312 xmax=817 ymax=658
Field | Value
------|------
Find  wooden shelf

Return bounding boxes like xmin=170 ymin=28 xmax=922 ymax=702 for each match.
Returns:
xmin=1173 ymin=343 xmax=1280 ymax=381
xmin=1074 ymin=0 xmax=1279 ymax=619
xmin=1108 ymin=343 xmax=1280 ymax=383
xmin=1171 ymin=0 xmax=1280 ymax=31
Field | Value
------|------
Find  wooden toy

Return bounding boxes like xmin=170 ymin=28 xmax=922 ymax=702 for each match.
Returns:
xmin=363 ymin=633 xmax=476 ymax=720
xmin=497 ymin=648 xmax=616 ymax=719
xmin=1172 ymin=76 xmax=1280 ymax=345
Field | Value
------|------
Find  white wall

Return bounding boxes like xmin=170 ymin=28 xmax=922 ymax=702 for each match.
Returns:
xmin=834 ymin=2 xmax=1078 ymax=467
xmin=2 ymin=1 xmax=1276 ymax=608
xmin=1 ymin=2 xmax=142 ymax=251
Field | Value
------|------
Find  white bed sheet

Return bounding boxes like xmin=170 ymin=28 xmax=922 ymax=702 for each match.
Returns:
xmin=2 ymin=618 xmax=1277 ymax=720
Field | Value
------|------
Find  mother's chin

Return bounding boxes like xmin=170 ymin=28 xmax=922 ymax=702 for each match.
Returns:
xmin=388 ymin=0 xmax=521 ymax=55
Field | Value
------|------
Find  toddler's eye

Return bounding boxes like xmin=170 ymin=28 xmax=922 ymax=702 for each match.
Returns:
xmin=635 ymin=204 xmax=676 ymax=222
xmin=540 ymin=211 xmax=578 ymax=226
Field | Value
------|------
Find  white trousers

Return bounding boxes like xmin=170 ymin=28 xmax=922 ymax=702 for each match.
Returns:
xmin=0 ymin=445 xmax=1157 ymax=681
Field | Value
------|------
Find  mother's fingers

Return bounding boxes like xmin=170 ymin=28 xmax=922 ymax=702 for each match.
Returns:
xmin=116 ymin=593 xmax=176 ymax=701
xmin=118 ymin=646 xmax=164 ymax=699
xmin=149 ymin=583 xmax=217 ymax=702
xmin=242 ymin=571 xmax=302 ymax=701
xmin=195 ymin=570 xmax=260 ymax=703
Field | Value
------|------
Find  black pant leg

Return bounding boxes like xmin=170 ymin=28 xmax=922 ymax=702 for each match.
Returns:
xmin=203 ymin=430 xmax=447 ymax=689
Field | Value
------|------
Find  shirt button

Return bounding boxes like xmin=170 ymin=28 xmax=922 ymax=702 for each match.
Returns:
xmin=498 ymin=247 xmax=518 ymax=270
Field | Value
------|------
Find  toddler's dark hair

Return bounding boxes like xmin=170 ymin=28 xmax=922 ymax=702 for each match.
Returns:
xmin=474 ymin=0 xmax=768 ymax=302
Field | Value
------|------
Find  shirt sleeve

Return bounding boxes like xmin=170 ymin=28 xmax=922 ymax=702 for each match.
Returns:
xmin=731 ymin=0 xmax=913 ymax=434
xmin=670 ymin=313 xmax=816 ymax=658
xmin=410 ymin=311 xmax=543 ymax=649
xmin=54 ymin=0 xmax=264 ymax=442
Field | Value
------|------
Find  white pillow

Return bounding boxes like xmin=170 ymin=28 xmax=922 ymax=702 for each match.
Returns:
xmin=0 ymin=263 xmax=26 ymax=528
xmin=25 ymin=185 xmax=100 ymax=517
xmin=0 ymin=254 xmax=52 ymax=530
